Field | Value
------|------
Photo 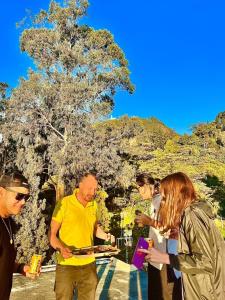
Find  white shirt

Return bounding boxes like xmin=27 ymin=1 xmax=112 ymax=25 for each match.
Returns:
xmin=148 ymin=194 xmax=181 ymax=277
xmin=148 ymin=194 xmax=166 ymax=270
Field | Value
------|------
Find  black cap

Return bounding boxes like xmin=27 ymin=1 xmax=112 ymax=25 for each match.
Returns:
xmin=0 ymin=173 xmax=30 ymax=189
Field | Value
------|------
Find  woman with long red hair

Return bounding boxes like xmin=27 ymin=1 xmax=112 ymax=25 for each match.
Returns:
xmin=140 ymin=172 xmax=225 ymax=300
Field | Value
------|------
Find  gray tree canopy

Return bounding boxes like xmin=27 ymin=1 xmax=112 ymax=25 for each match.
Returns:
xmin=2 ymin=0 xmax=134 ymax=188
xmin=0 ymin=0 xmax=135 ymax=262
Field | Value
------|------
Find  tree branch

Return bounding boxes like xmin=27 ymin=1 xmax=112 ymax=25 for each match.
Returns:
xmin=36 ymin=108 xmax=65 ymax=141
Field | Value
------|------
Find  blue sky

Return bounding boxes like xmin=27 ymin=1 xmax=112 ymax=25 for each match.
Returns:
xmin=1 ymin=0 xmax=225 ymax=134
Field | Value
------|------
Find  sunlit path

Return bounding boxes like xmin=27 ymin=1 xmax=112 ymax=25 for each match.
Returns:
xmin=10 ymin=259 xmax=148 ymax=300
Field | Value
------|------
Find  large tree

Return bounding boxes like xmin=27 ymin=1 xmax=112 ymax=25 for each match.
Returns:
xmin=0 ymin=83 xmax=16 ymax=172
xmin=0 ymin=0 xmax=135 ymax=262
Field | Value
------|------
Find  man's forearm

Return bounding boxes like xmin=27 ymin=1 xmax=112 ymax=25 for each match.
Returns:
xmin=49 ymin=232 xmax=72 ymax=259
xmin=95 ymin=224 xmax=107 ymax=240
xmin=49 ymin=232 xmax=65 ymax=251
xmin=51 ymin=238 xmax=65 ymax=251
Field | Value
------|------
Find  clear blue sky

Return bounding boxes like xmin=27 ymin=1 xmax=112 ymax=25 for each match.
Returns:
xmin=1 ymin=0 xmax=225 ymax=134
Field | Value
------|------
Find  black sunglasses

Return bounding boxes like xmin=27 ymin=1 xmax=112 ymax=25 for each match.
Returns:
xmin=5 ymin=187 xmax=30 ymax=201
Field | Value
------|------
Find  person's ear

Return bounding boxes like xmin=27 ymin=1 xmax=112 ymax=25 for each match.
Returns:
xmin=0 ymin=187 xmax=5 ymax=197
xmin=78 ymin=181 xmax=83 ymax=190
xmin=151 ymin=185 xmax=154 ymax=195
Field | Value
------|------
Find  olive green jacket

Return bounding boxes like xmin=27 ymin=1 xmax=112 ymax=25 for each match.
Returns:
xmin=169 ymin=201 xmax=225 ymax=300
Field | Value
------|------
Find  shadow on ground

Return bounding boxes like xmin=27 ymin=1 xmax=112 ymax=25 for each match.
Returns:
xmin=11 ymin=259 xmax=148 ymax=300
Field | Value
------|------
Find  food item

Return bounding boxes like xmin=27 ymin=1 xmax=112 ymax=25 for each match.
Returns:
xmin=29 ymin=254 xmax=42 ymax=274
xmin=104 ymin=234 xmax=116 ymax=247
xmin=72 ymin=245 xmax=118 ymax=256
xmin=79 ymin=249 xmax=94 ymax=255
xmin=148 ymin=239 xmax=154 ymax=248
xmin=137 ymin=223 xmax=144 ymax=228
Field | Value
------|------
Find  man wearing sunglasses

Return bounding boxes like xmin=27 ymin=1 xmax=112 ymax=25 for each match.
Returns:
xmin=0 ymin=173 xmax=32 ymax=300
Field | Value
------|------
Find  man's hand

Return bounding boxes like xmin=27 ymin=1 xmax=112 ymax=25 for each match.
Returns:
xmin=105 ymin=233 xmax=116 ymax=246
xmin=59 ymin=247 xmax=72 ymax=259
xmin=138 ymin=248 xmax=170 ymax=264
xmin=95 ymin=223 xmax=116 ymax=246
xmin=135 ymin=213 xmax=151 ymax=226
xmin=21 ymin=264 xmax=41 ymax=280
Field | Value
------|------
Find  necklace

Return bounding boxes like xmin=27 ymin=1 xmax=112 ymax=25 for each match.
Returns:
xmin=1 ymin=217 xmax=13 ymax=244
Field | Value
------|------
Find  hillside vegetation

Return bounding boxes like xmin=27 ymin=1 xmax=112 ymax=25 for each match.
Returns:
xmin=102 ymin=113 xmax=225 ymax=219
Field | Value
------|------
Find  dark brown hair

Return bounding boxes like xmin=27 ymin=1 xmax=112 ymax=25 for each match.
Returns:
xmin=136 ymin=173 xmax=155 ymax=187
xmin=0 ymin=173 xmax=29 ymax=188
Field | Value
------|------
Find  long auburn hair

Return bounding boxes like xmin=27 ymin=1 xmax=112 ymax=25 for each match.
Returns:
xmin=159 ymin=172 xmax=197 ymax=230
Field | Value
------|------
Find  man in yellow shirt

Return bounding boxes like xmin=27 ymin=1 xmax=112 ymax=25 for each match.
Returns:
xmin=49 ymin=173 xmax=114 ymax=300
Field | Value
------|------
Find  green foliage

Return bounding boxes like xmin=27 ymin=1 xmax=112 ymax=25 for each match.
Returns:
xmin=203 ymin=175 xmax=225 ymax=217
xmin=108 ymin=211 xmax=149 ymax=263
xmin=215 ymin=219 xmax=225 ymax=239
xmin=95 ymin=189 xmax=110 ymax=231
xmin=104 ymin=112 xmax=225 ymax=219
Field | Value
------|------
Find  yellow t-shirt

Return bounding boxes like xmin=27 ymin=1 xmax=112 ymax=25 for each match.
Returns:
xmin=52 ymin=189 xmax=98 ymax=266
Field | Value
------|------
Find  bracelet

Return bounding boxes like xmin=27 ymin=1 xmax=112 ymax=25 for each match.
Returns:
xmin=17 ymin=263 xmax=25 ymax=274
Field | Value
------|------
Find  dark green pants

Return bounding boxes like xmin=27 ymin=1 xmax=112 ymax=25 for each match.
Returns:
xmin=55 ymin=263 xmax=98 ymax=300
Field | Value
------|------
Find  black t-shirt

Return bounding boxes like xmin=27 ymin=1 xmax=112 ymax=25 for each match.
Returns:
xmin=0 ymin=217 xmax=17 ymax=300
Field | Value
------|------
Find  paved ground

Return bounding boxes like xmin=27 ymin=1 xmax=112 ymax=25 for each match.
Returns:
xmin=10 ymin=259 xmax=148 ymax=300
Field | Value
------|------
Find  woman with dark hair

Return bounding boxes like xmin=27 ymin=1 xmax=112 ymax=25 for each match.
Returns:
xmin=140 ymin=172 xmax=225 ymax=300
xmin=135 ymin=173 xmax=155 ymax=203
xmin=135 ymin=173 xmax=182 ymax=300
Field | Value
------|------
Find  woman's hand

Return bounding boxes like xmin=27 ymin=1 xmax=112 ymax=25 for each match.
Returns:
xmin=162 ymin=228 xmax=179 ymax=239
xmin=135 ymin=213 xmax=152 ymax=226
xmin=138 ymin=248 xmax=170 ymax=264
